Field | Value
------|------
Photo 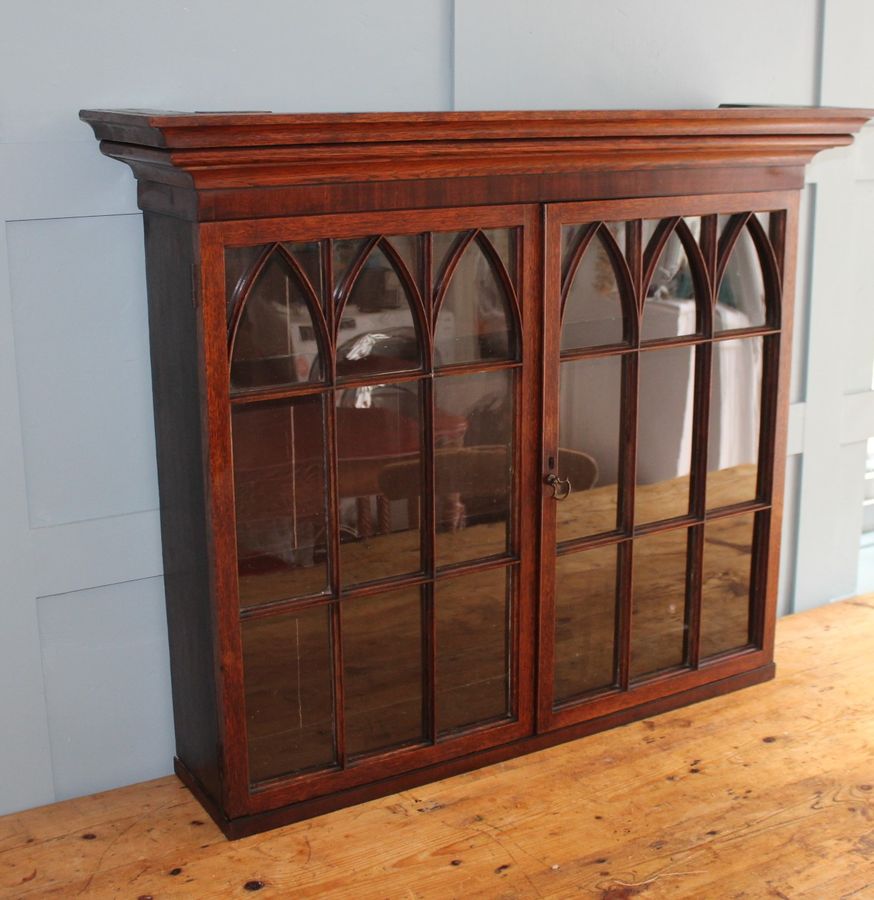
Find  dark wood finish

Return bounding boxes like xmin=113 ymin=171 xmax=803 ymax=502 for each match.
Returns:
xmin=141 ymin=214 xmax=223 ymax=803
xmin=81 ymin=107 xmax=870 ymax=839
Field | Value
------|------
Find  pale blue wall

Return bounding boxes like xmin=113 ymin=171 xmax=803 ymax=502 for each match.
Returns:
xmin=1 ymin=0 xmax=870 ymax=815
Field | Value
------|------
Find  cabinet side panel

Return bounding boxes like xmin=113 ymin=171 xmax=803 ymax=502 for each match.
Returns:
xmin=143 ymin=213 xmax=221 ymax=802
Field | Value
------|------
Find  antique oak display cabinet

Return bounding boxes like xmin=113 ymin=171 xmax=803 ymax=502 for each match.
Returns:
xmin=82 ymin=106 xmax=870 ymax=838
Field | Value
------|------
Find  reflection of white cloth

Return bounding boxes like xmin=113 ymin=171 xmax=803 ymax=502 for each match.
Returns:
xmin=637 ymin=343 xmax=695 ymax=484
xmin=709 ymin=306 xmax=761 ymax=471
xmin=640 ymin=298 xmax=697 ymax=342
xmin=560 ymin=301 xmax=760 ymax=485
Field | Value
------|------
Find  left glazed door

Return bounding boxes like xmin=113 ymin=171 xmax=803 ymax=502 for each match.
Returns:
xmin=199 ymin=206 xmax=540 ymax=816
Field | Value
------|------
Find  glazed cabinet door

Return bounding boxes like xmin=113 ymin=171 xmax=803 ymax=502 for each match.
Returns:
xmin=199 ymin=206 xmax=540 ymax=816
xmin=538 ymin=192 xmax=796 ymax=732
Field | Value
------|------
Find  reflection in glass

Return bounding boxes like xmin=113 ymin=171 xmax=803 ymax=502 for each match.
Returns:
xmin=337 ymin=245 xmax=422 ymax=379
xmin=630 ymin=528 xmax=689 ymax=679
xmin=232 ymin=397 xmax=329 ymax=610
xmin=636 ymin=347 xmax=694 ymax=525
xmin=386 ymin=233 xmax=422 ymax=292
xmin=561 ymin=222 xmax=627 ymax=276
xmin=436 ymin=568 xmax=511 ymax=734
xmin=332 ymin=238 xmax=369 ymax=294
xmin=243 ymin=605 xmax=335 ymax=783
xmin=553 ymin=545 xmax=618 ymax=704
xmin=557 ymin=356 xmax=622 ymax=541
xmin=435 ymin=236 xmax=517 ymax=366
xmin=231 ymin=251 xmax=324 ymax=392
xmin=560 ymin=224 xmax=584 ymax=279
xmin=642 ymin=219 xmax=698 ymax=341
xmin=225 ymin=244 xmax=267 ymax=314
xmin=432 ymin=231 xmax=464 ymax=286
xmin=707 ymin=336 xmax=762 ymax=509
xmin=433 ymin=370 xmax=514 ymax=567
xmin=716 ymin=216 xmax=768 ymax=331
xmin=343 ymin=587 xmax=424 ymax=757
xmin=561 ymin=224 xmax=627 ymax=351
xmin=281 ymin=241 xmax=322 ymax=298
xmin=701 ymin=513 xmax=755 ymax=658
xmin=337 ymin=381 xmax=422 ymax=587
xmin=482 ymin=228 xmax=516 ymax=287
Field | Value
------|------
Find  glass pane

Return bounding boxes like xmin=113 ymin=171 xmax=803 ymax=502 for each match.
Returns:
xmin=560 ymin=224 xmax=584 ymax=281
xmin=701 ymin=513 xmax=755 ymax=658
xmin=225 ymin=244 xmax=267 ymax=315
xmin=243 ymin=604 xmax=335 ymax=783
xmin=432 ymin=231 xmax=465 ymax=286
xmin=281 ymin=241 xmax=323 ymax=299
xmin=343 ymin=586 xmax=424 ymax=757
xmin=755 ymin=212 xmax=771 ymax=243
xmin=232 ymin=397 xmax=329 ymax=610
xmin=337 ymin=245 xmax=423 ymax=379
xmin=557 ymin=355 xmax=622 ymax=541
xmin=231 ymin=251 xmax=324 ymax=392
xmin=434 ymin=370 xmax=514 ymax=567
xmin=642 ymin=219 xmax=698 ymax=341
xmin=337 ymin=381 xmax=423 ymax=587
xmin=435 ymin=237 xmax=517 ymax=366
xmin=332 ymin=238 xmax=369 ymax=294
xmin=635 ymin=346 xmax=695 ymax=525
xmin=630 ymin=528 xmax=689 ymax=680
xmin=436 ymin=568 xmax=511 ymax=734
xmin=561 ymin=224 xmax=627 ymax=351
xmin=716 ymin=217 xmax=767 ymax=331
xmin=554 ymin=545 xmax=618 ymax=704
xmin=385 ymin=233 xmax=422 ymax=293
xmin=481 ymin=228 xmax=516 ymax=288
xmin=707 ymin=336 xmax=762 ymax=509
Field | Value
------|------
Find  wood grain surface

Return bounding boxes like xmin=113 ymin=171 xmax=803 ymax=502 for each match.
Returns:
xmin=2 ymin=595 xmax=872 ymax=898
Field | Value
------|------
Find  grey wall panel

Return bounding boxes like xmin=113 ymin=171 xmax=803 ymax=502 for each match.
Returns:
xmin=454 ymin=0 xmax=819 ymax=109
xmin=791 ymin=189 xmax=814 ymax=406
xmin=778 ymin=453 xmax=801 ymax=618
xmin=8 ymin=215 xmax=158 ymax=528
xmin=0 ymin=143 xmax=139 ymax=222
xmin=37 ymin=577 xmax=174 ymax=800
xmin=31 ymin=510 xmax=163 ymax=598
xmin=0 ymin=0 xmax=453 ymax=143
xmin=821 ymin=0 xmax=874 ymax=108
xmin=0 ymin=226 xmax=55 ymax=815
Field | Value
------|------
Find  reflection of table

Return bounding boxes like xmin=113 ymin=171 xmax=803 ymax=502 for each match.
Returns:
xmin=336 ymin=406 xmax=467 ymax=537
xmin=241 ymin=462 xmax=758 ymax=607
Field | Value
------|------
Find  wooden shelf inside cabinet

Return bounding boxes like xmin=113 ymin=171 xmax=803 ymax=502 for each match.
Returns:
xmin=81 ymin=105 xmax=872 ymax=839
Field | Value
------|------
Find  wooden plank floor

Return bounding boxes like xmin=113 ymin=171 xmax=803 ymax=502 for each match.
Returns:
xmin=2 ymin=597 xmax=874 ymax=899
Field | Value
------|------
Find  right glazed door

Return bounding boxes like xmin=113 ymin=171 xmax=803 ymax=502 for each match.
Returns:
xmin=538 ymin=192 xmax=795 ymax=732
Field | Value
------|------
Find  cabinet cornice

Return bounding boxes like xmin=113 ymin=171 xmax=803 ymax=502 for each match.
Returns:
xmin=80 ymin=107 xmax=872 ymax=197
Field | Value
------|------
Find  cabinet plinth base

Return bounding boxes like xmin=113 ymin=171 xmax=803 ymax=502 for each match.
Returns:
xmin=177 ymin=662 xmax=774 ymax=840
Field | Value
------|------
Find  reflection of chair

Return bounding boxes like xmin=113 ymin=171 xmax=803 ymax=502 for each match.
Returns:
xmin=379 ymin=446 xmax=510 ymax=531
xmin=335 ymin=396 xmax=468 ymax=537
xmin=558 ymin=448 xmax=599 ymax=492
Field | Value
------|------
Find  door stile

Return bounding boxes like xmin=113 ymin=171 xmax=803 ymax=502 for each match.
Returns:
xmin=198 ymin=222 xmax=251 ymax=817
xmin=536 ymin=206 xmax=562 ymax=732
